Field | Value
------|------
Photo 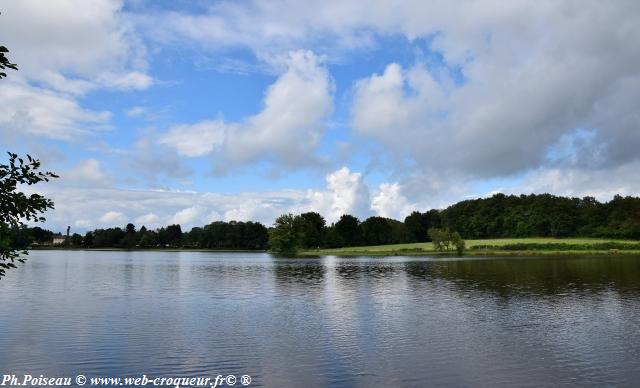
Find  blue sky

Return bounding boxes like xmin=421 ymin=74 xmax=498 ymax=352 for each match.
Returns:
xmin=2 ymin=1 xmax=640 ymax=232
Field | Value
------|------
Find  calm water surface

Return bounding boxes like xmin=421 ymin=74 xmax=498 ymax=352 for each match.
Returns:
xmin=1 ymin=251 xmax=640 ymax=387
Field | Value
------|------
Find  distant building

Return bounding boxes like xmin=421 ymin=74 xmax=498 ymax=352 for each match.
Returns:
xmin=52 ymin=234 xmax=66 ymax=245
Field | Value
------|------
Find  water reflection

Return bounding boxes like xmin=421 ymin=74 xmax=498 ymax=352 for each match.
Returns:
xmin=1 ymin=252 xmax=639 ymax=387
xmin=273 ymin=260 xmax=326 ymax=284
xmin=403 ymin=256 xmax=640 ymax=297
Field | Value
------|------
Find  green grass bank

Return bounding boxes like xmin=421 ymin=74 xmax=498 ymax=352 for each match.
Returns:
xmin=300 ymin=237 xmax=640 ymax=257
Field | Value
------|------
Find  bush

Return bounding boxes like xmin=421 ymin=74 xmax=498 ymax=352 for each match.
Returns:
xmin=428 ymin=228 xmax=465 ymax=255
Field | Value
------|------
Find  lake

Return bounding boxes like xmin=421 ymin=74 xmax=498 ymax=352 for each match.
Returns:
xmin=1 ymin=251 xmax=640 ymax=387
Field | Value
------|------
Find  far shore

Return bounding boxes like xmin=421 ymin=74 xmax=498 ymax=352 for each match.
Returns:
xmin=299 ymin=249 xmax=640 ymax=257
xmin=29 ymin=247 xmax=267 ymax=253
xmin=300 ymin=237 xmax=640 ymax=257
xmin=28 ymin=237 xmax=640 ymax=258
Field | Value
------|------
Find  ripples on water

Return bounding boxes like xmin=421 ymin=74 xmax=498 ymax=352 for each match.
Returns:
xmin=1 ymin=251 xmax=640 ymax=387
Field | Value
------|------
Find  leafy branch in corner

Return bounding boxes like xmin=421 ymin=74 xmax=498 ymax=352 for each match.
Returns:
xmin=0 ymin=45 xmax=18 ymax=79
xmin=0 ymin=153 xmax=58 ymax=277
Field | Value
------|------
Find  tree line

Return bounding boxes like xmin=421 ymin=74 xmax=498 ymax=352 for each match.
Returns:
xmin=6 ymin=193 xmax=640 ymax=253
xmin=268 ymin=193 xmax=640 ymax=254
xmin=18 ymin=221 xmax=271 ymax=250
xmin=441 ymin=193 xmax=640 ymax=239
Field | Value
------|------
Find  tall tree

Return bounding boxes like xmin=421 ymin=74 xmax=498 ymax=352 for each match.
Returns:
xmin=360 ymin=216 xmax=393 ymax=245
xmin=334 ymin=214 xmax=362 ymax=247
xmin=268 ymin=214 xmax=303 ymax=256
xmin=70 ymin=233 xmax=83 ymax=247
xmin=165 ymin=224 xmax=182 ymax=247
xmin=404 ymin=211 xmax=429 ymax=242
xmin=119 ymin=223 xmax=138 ymax=248
xmin=298 ymin=212 xmax=326 ymax=248
xmin=83 ymin=231 xmax=94 ymax=248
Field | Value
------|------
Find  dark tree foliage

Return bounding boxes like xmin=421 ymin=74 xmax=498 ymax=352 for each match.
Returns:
xmin=137 ymin=227 xmax=155 ymax=248
xmin=332 ymin=214 xmax=362 ymax=247
xmin=404 ymin=211 xmax=427 ymax=242
xmin=298 ymin=212 xmax=327 ymax=248
xmin=389 ymin=218 xmax=410 ymax=243
xmin=56 ymin=220 xmax=269 ymax=250
xmin=165 ymin=224 xmax=182 ymax=246
xmin=360 ymin=216 xmax=392 ymax=245
xmin=425 ymin=209 xmax=443 ymax=229
xmin=0 ymin=153 xmax=57 ymax=277
xmin=82 ymin=231 xmax=93 ymax=248
xmin=70 ymin=233 xmax=83 ymax=247
xmin=186 ymin=221 xmax=268 ymax=249
xmin=151 ymin=224 xmax=183 ymax=247
xmin=30 ymin=226 xmax=54 ymax=244
xmin=4 ymin=226 xmax=31 ymax=252
xmin=404 ymin=209 xmax=442 ymax=242
xmin=358 ymin=216 xmax=410 ymax=246
xmin=91 ymin=227 xmax=126 ymax=248
xmin=119 ymin=223 xmax=138 ymax=248
xmin=403 ymin=210 xmax=443 ymax=243
xmin=440 ymin=193 xmax=640 ymax=239
xmin=605 ymin=195 xmax=640 ymax=238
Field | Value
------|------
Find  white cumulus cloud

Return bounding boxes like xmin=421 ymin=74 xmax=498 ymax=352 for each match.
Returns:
xmin=159 ymin=120 xmax=226 ymax=157
xmin=371 ymin=183 xmax=414 ymax=220
xmin=26 ymin=167 xmax=423 ymax=233
xmin=63 ymin=159 xmax=111 ymax=186
xmin=157 ymin=50 xmax=332 ymax=170
xmin=135 ymin=213 xmax=161 ymax=227
xmin=168 ymin=207 xmax=201 ymax=227
xmin=306 ymin=167 xmax=371 ymax=223
xmin=99 ymin=211 xmax=127 ymax=225
xmin=0 ymin=82 xmax=111 ymax=140
xmin=0 ymin=0 xmax=151 ymax=94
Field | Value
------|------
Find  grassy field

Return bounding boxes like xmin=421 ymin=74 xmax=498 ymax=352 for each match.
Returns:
xmin=301 ymin=237 xmax=640 ymax=257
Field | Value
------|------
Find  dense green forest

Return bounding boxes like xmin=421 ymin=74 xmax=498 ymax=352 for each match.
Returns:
xmin=7 ymin=193 xmax=640 ymax=251
xmin=442 ymin=193 xmax=640 ymax=239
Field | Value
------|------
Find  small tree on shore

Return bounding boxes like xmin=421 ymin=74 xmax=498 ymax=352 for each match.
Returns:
xmin=428 ymin=227 xmax=465 ymax=255
xmin=451 ymin=231 xmax=465 ymax=255
xmin=268 ymin=214 xmax=303 ymax=256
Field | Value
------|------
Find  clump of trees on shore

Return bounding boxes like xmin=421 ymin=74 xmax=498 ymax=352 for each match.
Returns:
xmin=441 ymin=193 xmax=640 ymax=239
xmin=267 ymin=194 xmax=640 ymax=254
xmin=428 ymin=228 xmax=465 ymax=255
xmin=84 ymin=221 xmax=269 ymax=250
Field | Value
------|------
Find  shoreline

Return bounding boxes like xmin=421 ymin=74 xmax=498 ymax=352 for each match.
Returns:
xmin=299 ymin=249 xmax=640 ymax=257
xmin=29 ymin=247 xmax=267 ymax=253
xmin=299 ymin=237 xmax=640 ymax=257
xmin=27 ymin=247 xmax=640 ymax=258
